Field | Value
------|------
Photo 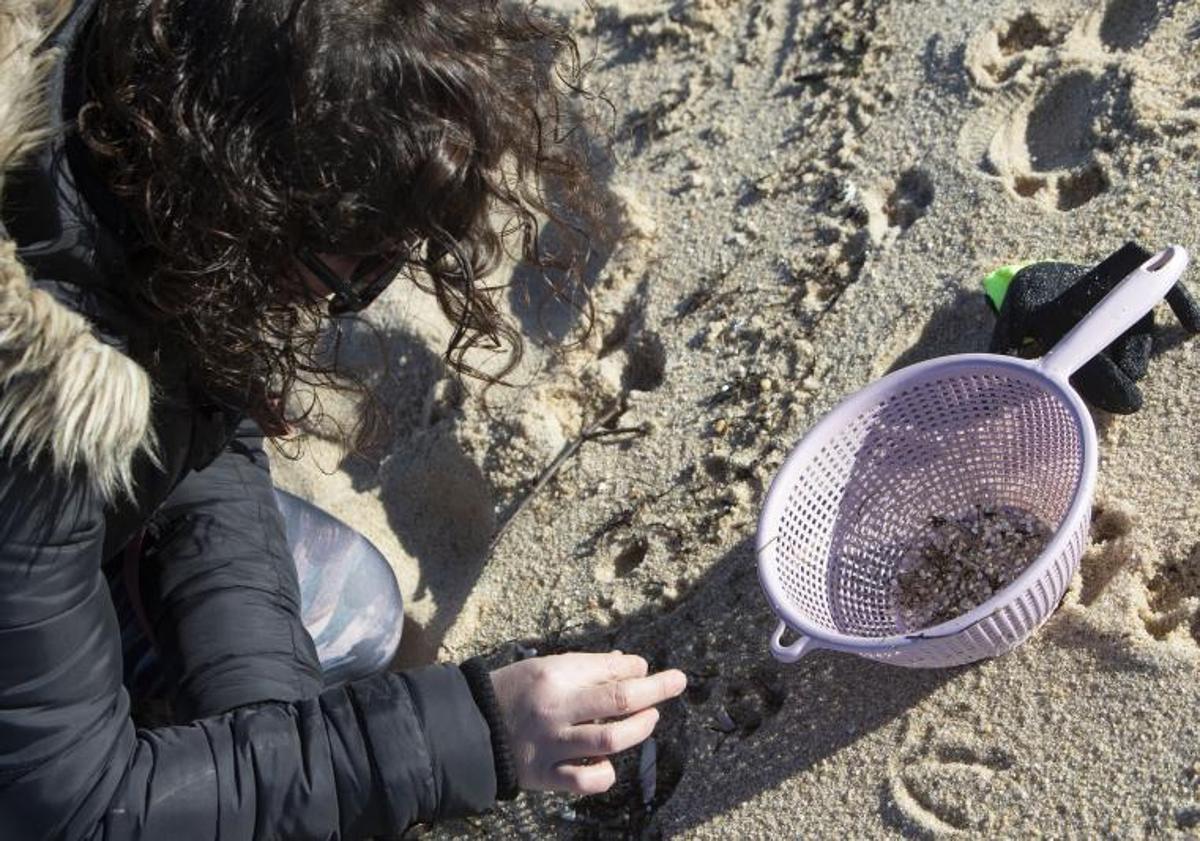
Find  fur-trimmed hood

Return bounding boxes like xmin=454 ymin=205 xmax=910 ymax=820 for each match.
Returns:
xmin=0 ymin=0 xmax=154 ymax=500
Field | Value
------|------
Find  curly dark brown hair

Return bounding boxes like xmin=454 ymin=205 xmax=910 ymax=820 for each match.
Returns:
xmin=77 ymin=0 xmax=607 ymax=445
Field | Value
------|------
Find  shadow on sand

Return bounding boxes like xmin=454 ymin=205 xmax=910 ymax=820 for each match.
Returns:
xmin=464 ymin=536 xmax=961 ymax=838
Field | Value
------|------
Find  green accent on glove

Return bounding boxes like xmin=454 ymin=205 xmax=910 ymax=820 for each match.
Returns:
xmin=982 ymin=262 xmax=1033 ymax=312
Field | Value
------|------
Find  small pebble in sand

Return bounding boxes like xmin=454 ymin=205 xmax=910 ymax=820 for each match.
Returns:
xmin=759 ymin=377 xmax=774 ymax=393
xmin=713 ymin=418 xmax=729 ymax=435
xmin=891 ymin=504 xmax=1052 ymax=631
xmin=713 ymin=707 xmax=737 ymax=733
xmin=639 ymin=737 xmax=657 ymax=808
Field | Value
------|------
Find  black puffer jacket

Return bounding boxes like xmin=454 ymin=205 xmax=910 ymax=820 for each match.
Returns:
xmin=0 ymin=2 xmax=501 ymax=838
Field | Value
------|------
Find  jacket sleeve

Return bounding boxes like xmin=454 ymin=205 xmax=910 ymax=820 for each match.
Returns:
xmin=140 ymin=417 xmax=324 ymax=719
xmin=0 ymin=454 xmax=498 ymax=841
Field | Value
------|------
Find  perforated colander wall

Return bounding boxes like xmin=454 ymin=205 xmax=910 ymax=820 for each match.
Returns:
xmin=767 ymin=368 xmax=1084 ymax=639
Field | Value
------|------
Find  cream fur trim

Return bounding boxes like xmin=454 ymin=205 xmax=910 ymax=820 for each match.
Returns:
xmin=0 ymin=0 xmax=155 ymax=500
xmin=0 ymin=0 xmax=72 ymax=175
xmin=0 ymin=242 xmax=155 ymax=498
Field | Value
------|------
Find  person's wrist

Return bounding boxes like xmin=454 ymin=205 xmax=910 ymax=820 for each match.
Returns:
xmin=460 ymin=657 xmax=520 ymax=801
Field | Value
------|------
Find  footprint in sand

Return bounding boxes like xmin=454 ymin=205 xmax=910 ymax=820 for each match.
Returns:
xmin=1075 ymin=500 xmax=1136 ymax=608
xmin=861 ymin=167 xmax=936 ymax=245
xmin=594 ymin=538 xmax=649 ymax=582
xmin=1061 ymin=503 xmax=1200 ymax=658
xmin=965 ymin=9 xmax=1071 ymax=90
xmin=992 ymin=69 xmax=1115 ymax=211
xmin=1097 ymin=0 xmax=1177 ymax=51
xmin=1172 ymin=761 xmax=1200 ymax=830
xmin=718 ymin=668 xmax=787 ymax=738
xmin=622 ymin=329 xmax=668 ymax=392
xmin=958 ymin=0 xmax=1175 ymax=212
xmin=884 ymin=713 xmax=1018 ymax=835
xmin=960 ymin=63 xmax=1119 ymax=212
xmin=1139 ymin=542 xmax=1200 ymax=647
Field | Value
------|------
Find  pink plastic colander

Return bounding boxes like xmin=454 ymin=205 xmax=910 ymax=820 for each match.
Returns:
xmin=757 ymin=246 xmax=1189 ymax=668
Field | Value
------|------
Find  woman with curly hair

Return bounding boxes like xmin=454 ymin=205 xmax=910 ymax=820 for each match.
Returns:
xmin=0 ymin=0 xmax=685 ymax=837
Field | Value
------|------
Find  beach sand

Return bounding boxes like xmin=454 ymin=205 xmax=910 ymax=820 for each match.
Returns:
xmin=271 ymin=0 xmax=1200 ymax=835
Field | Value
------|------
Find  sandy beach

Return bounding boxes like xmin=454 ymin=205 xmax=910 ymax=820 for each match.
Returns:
xmin=271 ymin=0 xmax=1200 ymax=835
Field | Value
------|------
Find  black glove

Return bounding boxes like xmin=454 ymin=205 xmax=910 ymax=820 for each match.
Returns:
xmin=986 ymin=241 xmax=1200 ymax=414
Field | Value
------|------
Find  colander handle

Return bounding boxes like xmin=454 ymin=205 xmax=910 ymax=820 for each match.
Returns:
xmin=769 ymin=621 xmax=816 ymax=663
xmin=1039 ymin=245 xmax=1190 ymax=381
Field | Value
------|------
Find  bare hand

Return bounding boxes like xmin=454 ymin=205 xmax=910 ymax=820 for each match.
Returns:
xmin=489 ymin=652 xmax=687 ymax=795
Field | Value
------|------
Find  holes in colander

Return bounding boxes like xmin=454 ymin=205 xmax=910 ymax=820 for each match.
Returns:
xmin=765 ymin=369 xmax=1083 ymax=639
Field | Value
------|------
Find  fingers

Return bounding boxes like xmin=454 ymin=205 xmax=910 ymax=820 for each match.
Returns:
xmin=1167 ymin=283 xmax=1200 ymax=333
xmin=1075 ymin=354 xmax=1143 ymax=414
xmin=510 ymin=653 xmax=686 ymax=797
xmin=573 ymin=669 xmax=687 ymax=722
xmin=564 ymin=651 xmax=650 ymax=685
xmin=552 ymin=758 xmax=617 ymax=796
xmin=558 ymin=707 xmax=659 ymax=760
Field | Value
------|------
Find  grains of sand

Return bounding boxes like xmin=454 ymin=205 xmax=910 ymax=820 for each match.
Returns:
xmin=892 ymin=504 xmax=1052 ymax=631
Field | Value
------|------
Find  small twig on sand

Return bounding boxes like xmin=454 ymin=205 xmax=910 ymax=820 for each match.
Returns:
xmin=489 ymin=401 xmax=633 ymax=551
xmin=581 ymin=424 xmax=649 ymax=442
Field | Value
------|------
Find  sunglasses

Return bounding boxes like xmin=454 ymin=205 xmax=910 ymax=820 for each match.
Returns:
xmin=297 ymin=245 xmax=406 ymax=316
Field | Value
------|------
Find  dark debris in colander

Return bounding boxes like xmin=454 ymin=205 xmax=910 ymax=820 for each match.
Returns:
xmin=892 ymin=504 xmax=1052 ymax=632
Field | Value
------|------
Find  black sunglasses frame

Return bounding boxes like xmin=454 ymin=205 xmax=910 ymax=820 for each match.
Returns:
xmin=297 ymin=245 xmax=405 ymax=316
